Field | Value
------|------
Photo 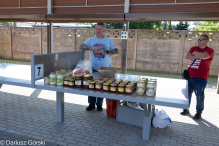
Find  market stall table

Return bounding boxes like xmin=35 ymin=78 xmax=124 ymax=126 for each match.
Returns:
xmin=0 ymin=63 xmax=188 ymax=141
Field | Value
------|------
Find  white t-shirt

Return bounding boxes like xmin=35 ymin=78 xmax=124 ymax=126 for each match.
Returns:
xmin=83 ymin=36 xmax=117 ymax=71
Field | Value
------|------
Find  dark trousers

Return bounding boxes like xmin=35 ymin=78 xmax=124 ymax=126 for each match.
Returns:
xmin=188 ymin=77 xmax=207 ymax=113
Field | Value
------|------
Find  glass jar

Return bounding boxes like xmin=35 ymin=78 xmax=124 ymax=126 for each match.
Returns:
xmin=103 ymin=83 xmax=110 ymax=91
xmin=146 ymin=82 xmax=156 ymax=96
xmin=68 ymin=70 xmax=73 ymax=77
xmin=64 ymin=78 xmax=69 ymax=86
xmin=44 ymin=76 xmax=50 ymax=84
xmin=89 ymin=81 xmax=95 ymax=89
xmin=57 ymin=73 xmax=64 ymax=86
xmin=125 ymin=85 xmax=133 ymax=94
xmin=49 ymin=72 xmax=56 ymax=85
xmin=83 ymin=75 xmax=90 ymax=88
xmin=110 ymin=84 xmax=118 ymax=93
xmin=55 ymin=71 xmax=60 ymax=75
xmin=89 ymin=74 xmax=93 ymax=80
xmin=110 ymin=78 xmax=116 ymax=82
xmin=136 ymin=81 xmax=146 ymax=95
xmin=61 ymin=69 xmax=66 ymax=73
xmin=68 ymin=79 xmax=74 ymax=87
xmin=75 ymin=75 xmax=82 ymax=88
xmin=65 ymin=72 xmax=70 ymax=78
xmin=118 ymin=84 xmax=125 ymax=93
xmin=95 ymin=82 xmax=103 ymax=90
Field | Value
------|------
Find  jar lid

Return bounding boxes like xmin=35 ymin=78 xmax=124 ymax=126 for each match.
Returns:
xmin=126 ymin=85 xmax=132 ymax=88
xmin=50 ymin=72 xmax=56 ymax=74
xmin=44 ymin=76 xmax=49 ymax=78
xmin=84 ymin=74 xmax=90 ymax=77
xmin=118 ymin=84 xmax=125 ymax=87
xmin=137 ymin=81 xmax=145 ymax=83
xmin=96 ymin=82 xmax=102 ymax=85
xmin=90 ymin=81 xmax=95 ymax=84
xmin=103 ymin=83 xmax=109 ymax=85
xmin=147 ymin=82 xmax=155 ymax=84
xmin=110 ymin=83 xmax=117 ymax=86
xmin=69 ymin=79 xmax=74 ymax=81
xmin=61 ymin=69 xmax=66 ymax=71
xmin=64 ymin=78 xmax=69 ymax=81
xmin=57 ymin=73 xmax=62 ymax=75
xmin=56 ymin=71 xmax=60 ymax=72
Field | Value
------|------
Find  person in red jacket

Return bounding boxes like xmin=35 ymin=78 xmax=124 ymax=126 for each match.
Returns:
xmin=180 ymin=34 xmax=214 ymax=119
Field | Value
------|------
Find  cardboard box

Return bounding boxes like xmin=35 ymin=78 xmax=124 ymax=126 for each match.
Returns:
xmin=98 ymin=67 xmax=117 ymax=78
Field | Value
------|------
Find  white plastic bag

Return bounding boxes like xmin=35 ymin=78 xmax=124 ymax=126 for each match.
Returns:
xmin=73 ymin=59 xmax=92 ymax=75
xmin=127 ymin=102 xmax=144 ymax=110
xmin=152 ymin=109 xmax=172 ymax=128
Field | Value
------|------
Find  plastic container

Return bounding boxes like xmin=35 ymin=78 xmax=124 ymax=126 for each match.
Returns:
xmin=49 ymin=72 xmax=56 ymax=85
xmin=44 ymin=76 xmax=50 ymax=84
xmin=57 ymin=73 xmax=64 ymax=86
xmin=75 ymin=75 xmax=82 ymax=88
xmin=103 ymin=83 xmax=110 ymax=91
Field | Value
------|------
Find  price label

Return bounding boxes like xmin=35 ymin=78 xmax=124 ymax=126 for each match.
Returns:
xmin=35 ymin=64 xmax=44 ymax=80
xmin=121 ymin=31 xmax=128 ymax=39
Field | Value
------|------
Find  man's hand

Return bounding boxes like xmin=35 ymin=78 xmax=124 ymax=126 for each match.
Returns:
xmin=100 ymin=49 xmax=106 ymax=55
xmin=90 ymin=46 xmax=100 ymax=51
xmin=192 ymin=51 xmax=198 ymax=56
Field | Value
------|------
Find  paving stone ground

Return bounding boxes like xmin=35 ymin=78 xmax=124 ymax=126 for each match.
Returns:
xmin=0 ymin=61 xmax=219 ymax=146
xmin=0 ymin=84 xmax=219 ymax=146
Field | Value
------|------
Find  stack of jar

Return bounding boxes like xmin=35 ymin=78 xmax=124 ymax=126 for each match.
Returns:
xmin=136 ymin=78 xmax=148 ymax=95
xmin=88 ymin=77 xmax=137 ymax=94
xmin=146 ymin=79 xmax=157 ymax=96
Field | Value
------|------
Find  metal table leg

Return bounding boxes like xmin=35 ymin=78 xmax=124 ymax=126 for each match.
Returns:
xmin=0 ymin=84 xmax=3 ymax=89
xmin=142 ymin=104 xmax=153 ymax=140
xmin=56 ymin=91 xmax=64 ymax=123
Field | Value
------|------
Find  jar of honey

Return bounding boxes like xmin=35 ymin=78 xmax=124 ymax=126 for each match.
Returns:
xmin=75 ymin=75 xmax=82 ymax=88
xmin=103 ymin=83 xmax=110 ymax=91
xmin=83 ymin=75 xmax=90 ymax=88
xmin=118 ymin=84 xmax=125 ymax=93
xmin=125 ymin=85 xmax=133 ymax=94
xmin=95 ymin=82 xmax=103 ymax=90
xmin=110 ymin=83 xmax=118 ymax=93
xmin=89 ymin=81 xmax=95 ymax=89
xmin=68 ymin=79 xmax=75 ymax=87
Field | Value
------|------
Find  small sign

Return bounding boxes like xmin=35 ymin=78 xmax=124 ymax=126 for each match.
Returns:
xmin=35 ymin=64 xmax=44 ymax=80
xmin=121 ymin=31 xmax=128 ymax=39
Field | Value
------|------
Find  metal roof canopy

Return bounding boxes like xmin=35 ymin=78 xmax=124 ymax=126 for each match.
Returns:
xmin=1 ymin=12 xmax=219 ymax=22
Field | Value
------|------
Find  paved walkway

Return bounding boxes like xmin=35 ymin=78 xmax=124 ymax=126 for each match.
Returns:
xmin=0 ymin=61 xmax=219 ymax=146
xmin=0 ymin=85 xmax=219 ymax=146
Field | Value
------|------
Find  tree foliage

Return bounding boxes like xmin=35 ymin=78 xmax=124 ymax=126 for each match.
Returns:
xmin=175 ymin=21 xmax=189 ymax=30
xmin=91 ymin=22 xmax=163 ymax=30
xmin=167 ymin=21 xmax=174 ymax=30
xmin=195 ymin=21 xmax=219 ymax=31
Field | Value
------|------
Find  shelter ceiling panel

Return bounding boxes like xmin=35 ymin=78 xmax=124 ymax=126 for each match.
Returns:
xmin=87 ymin=0 xmax=124 ymax=5
xmin=53 ymin=7 xmax=124 ymax=14
xmin=177 ymin=0 xmax=219 ymax=3
xmin=130 ymin=0 xmax=174 ymax=4
xmin=0 ymin=0 xmax=19 ymax=7
xmin=53 ymin=0 xmax=86 ymax=6
xmin=20 ymin=0 xmax=47 ymax=7
xmin=130 ymin=3 xmax=219 ymax=13
xmin=0 ymin=8 xmax=47 ymax=15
